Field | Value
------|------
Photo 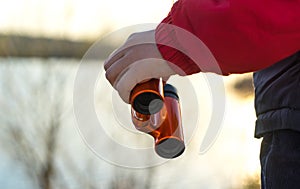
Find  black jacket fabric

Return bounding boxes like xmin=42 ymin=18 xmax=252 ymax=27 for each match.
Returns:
xmin=253 ymin=51 xmax=300 ymax=138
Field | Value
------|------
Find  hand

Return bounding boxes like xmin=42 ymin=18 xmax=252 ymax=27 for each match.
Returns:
xmin=104 ymin=30 xmax=176 ymax=103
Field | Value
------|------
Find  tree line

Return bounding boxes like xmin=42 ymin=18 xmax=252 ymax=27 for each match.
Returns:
xmin=0 ymin=34 xmax=116 ymax=59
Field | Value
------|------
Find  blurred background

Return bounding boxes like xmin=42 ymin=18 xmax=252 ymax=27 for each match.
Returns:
xmin=0 ymin=0 xmax=260 ymax=188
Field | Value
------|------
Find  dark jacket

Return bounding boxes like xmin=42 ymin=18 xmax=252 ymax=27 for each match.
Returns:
xmin=254 ymin=51 xmax=300 ymax=138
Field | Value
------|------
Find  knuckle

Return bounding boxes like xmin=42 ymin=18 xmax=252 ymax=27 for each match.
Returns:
xmin=103 ymin=60 xmax=109 ymax=70
xmin=128 ymin=32 xmax=137 ymax=39
xmin=105 ymin=71 xmax=113 ymax=84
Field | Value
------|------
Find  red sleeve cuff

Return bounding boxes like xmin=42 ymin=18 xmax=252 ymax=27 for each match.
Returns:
xmin=155 ymin=9 xmax=201 ymax=76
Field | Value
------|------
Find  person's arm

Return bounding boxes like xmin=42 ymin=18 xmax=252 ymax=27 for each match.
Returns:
xmin=156 ymin=0 xmax=300 ymax=75
xmin=104 ymin=0 xmax=300 ymax=103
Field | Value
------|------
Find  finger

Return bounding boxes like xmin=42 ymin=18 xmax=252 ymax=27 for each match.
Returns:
xmin=104 ymin=31 xmax=156 ymax=70
xmin=104 ymin=38 xmax=141 ymax=70
xmin=114 ymin=58 xmax=176 ymax=103
xmin=104 ymin=43 xmax=141 ymax=71
xmin=113 ymin=69 xmax=137 ymax=103
xmin=105 ymin=45 xmax=157 ymax=86
xmin=114 ymin=66 xmax=139 ymax=104
xmin=104 ymin=39 xmax=138 ymax=70
xmin=104 ymin=48 xmax=126 ymax=71
xmin=105 ymin=54 xmax=133 ymax=86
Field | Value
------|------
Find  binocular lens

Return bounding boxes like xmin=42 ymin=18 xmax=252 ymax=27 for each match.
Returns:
xmin=155 ymin=138 xmax=185 ymax=159
xmin=132 ymin=92 xmax=164 ymax=115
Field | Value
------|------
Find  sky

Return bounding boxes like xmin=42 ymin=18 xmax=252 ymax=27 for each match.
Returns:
xmin=0 ymin=0 xmax=174 ymax=40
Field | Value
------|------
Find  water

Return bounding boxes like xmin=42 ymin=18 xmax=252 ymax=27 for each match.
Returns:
xmin=0 ymin=58 xmax=261 ymax=189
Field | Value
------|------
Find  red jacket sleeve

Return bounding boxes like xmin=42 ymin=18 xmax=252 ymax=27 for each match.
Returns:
xmin=155 ymin=0 xmax=300 ymax=75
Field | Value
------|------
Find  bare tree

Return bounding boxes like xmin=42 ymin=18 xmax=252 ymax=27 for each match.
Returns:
xmin=0 ymin=61 xmax=77 ymax=189
xmin=0 ymin=60 xmax=162 ymax=189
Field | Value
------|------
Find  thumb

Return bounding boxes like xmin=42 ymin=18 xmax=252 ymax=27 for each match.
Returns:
xmin=114 ymin=58 xmax=176 ymax=103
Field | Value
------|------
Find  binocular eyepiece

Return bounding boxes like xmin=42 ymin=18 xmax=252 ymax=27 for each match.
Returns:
xmin=130 ymin=79 xmax=185 ymax=159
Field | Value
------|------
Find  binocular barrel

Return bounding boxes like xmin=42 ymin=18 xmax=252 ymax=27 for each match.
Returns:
xmin=130 ymin=79 xmax=185 ymax=159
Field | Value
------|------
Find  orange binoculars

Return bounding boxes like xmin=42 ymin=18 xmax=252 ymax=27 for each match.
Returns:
xmin=130 ymin=79 xmax=185 ymax=159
